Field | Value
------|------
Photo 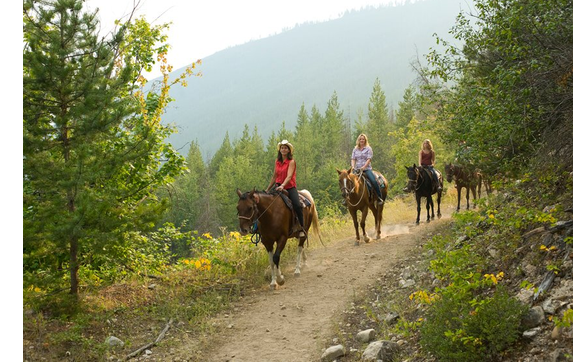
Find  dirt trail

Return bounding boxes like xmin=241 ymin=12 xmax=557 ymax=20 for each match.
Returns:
xmin=192 ymin=216 xmax=452 ymax=362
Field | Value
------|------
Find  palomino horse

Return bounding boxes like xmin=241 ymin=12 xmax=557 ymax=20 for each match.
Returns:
xmin=444 ymin=163 xmax=482 ymax=211
xmin=405 ymin=165 xmax=442 ymax=224
xmin=236 ymin=188 xmax=321 ymax=290
xmin=337 ymin=168 xmax=388 ymax=245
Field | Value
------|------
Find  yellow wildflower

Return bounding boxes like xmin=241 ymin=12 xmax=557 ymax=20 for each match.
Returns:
xmin=484 ymin=273 xmax=498 ymax=284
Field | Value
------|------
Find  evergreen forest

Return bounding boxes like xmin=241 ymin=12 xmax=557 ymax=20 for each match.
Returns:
xmin=23 ymin=0 xmax=572 ymax=360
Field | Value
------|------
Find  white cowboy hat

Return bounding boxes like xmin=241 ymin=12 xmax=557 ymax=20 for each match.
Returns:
xmin=277 ymin=139 xmax=294 ymax=153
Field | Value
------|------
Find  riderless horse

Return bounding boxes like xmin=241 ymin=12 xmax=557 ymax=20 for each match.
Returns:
xmin=236 ymin=188 xmax=321 ymax=290
xmin=444 ymin=163 xmax=483 ymax=211
xmin=337 ymin=168 xmax=388 ymax=245
xmin=404 ymin=165 xmax=442 ymax=224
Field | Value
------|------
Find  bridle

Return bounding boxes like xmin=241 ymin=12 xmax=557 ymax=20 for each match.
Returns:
xmin=408 ymin=167 xmax=424 ymax=191
xmin=237 ymin=202 xmax=258 ymax=222
xmin=340 ymin=171 xmax=366 ymax=207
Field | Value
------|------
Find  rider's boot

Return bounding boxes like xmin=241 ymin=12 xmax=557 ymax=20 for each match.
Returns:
xmin=376 ymin=191 xmax=384 ymax=205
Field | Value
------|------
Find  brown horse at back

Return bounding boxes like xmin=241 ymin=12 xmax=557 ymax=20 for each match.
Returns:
xmin=236 ymin=188 xmax=321 ymax=290
xmin=444 ymin=163 xmax=484 ymax=211
xmin=337 ymin=168 xmax=388 ymax=245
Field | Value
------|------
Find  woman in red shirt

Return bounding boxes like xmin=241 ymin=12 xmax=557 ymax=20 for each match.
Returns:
xmin=266 ymin=140 xmax=305 ymax=237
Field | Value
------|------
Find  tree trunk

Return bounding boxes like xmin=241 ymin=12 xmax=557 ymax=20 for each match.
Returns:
xmin=69 ymin=234 xmax=79 ymax=296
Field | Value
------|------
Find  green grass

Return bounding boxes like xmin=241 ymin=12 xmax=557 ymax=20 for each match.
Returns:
xmin=21 ymin=190 xmax=473 ymax=361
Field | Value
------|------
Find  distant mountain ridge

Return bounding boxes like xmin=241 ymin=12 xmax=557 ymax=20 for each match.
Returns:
xmin=162 ymin=0 xmax=465 ymax=159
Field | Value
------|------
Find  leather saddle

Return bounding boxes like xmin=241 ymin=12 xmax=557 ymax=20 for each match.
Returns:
xmin=360 ymin=171 xmax=385 ymax=200
xmin=422 ymin=167 xmax=442 ymax=192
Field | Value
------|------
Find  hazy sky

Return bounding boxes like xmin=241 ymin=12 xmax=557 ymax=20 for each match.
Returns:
xmin=85 ymin=0 xmax=405 ymax=78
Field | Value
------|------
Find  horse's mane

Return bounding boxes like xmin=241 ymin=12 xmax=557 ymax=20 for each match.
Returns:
xmin=239 ymin=190 xmax=276 ymax=200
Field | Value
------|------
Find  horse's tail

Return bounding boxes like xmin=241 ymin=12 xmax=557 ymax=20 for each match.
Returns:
xmin=382 ymin=176 xmax=389 ymax=200
xmin=300 ymin=189 xmax=324 ymax=246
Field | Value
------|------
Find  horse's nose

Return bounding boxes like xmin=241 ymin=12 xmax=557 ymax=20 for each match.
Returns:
xmin=238 ymin=226 xmax=250 ymax=236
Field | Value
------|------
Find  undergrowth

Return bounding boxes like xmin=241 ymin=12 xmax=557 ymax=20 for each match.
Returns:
xmin=342 ymin=165 xmax=573 ymax=361
xmin=23 ymin=207 xmax=362 ymax=361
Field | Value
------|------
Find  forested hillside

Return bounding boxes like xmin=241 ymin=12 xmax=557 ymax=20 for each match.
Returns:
xmin=23 ymin=0 xmax=572 ymax=360
xmin=163 ymin=0 xmax=465 ymax=159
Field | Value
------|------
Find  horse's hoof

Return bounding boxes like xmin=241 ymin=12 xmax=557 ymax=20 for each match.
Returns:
xmin=375 ymin=235 xmax=381 ymax=240
xmin=277 ymin=276 xmax=285 ymax=286
xmin=364 ymin=236 xmax=370 ymax=243
xmin=270 ymin=283 xmax=278 ymax=290
xmin=294 ymin=270 xmax=301 ymax=277
xmin=354 ymin=240 xmax=360 ymax=246
xmin=427 ymin=219 xmax=431 ymax=223
xmin=416 ymin=221 xmax=420 ymax=225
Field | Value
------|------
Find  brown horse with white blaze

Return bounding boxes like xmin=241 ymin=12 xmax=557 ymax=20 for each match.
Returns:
xmin=337 ymin=168 xmax=388 ymax=245
xmin=236 ymin=188 xmax=321 ymax=290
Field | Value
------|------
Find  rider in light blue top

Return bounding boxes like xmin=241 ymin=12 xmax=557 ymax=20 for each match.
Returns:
xmin=351 ymin=133 xmax=384 ymax=205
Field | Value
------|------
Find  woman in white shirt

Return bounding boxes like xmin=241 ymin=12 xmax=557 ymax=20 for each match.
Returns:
xmin=351 ymin=133 xmax=384 ymax=205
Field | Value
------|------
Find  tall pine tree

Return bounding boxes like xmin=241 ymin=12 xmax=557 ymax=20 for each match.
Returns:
xmin=366 ymin=78 xmax=395 ymax=179
xmin=23 ymin=0 xmax=198 ymax=297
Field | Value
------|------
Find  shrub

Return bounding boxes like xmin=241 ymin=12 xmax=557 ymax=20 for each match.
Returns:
xmin=420 ymin=285 xmax=527 ymax=361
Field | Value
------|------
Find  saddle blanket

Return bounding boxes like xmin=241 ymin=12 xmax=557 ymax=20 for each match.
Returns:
xmin=279 ymin=191 xmax=311 ymax=210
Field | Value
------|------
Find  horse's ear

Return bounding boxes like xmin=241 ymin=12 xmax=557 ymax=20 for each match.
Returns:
xmin=336 ymin=168 xmax=342 ymax=175
xmin=413 ymin=164 xmax=417 ymax=168
xmin=347 ymin=167 xmax=352 ymax=174
xmin=236 ymin=188 xmax=243 ymax=198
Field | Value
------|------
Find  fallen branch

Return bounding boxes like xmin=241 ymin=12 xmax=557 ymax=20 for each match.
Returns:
xmin=521 ymin=220 xmax=572 ymax=240
xmin=125 ymin=318 xmax=173 ymax=360
xmin=521 ymin=226 xmax=547 ymax=239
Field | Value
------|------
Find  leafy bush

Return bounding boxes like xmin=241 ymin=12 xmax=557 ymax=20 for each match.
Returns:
xmin=420 ymin=285 xmax=527 ymax=361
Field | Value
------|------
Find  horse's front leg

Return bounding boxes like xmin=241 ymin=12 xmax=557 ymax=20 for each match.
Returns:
xmin=349 ymin=209 xmax=361 ymax=246
xmin=266 ymin=250 xmax=279 ymax=290
xmin=426 ymin=196 xmax=433 ymax=222
xmin=360 ymin=207 xmax=370 ymax=243
xmin=272 ymin=238 xmax=287 ymax=287
xmin=465 ymin=186 xmax=471 ymax=210
xmin=415 ymin=194 xmax=421 ymax=225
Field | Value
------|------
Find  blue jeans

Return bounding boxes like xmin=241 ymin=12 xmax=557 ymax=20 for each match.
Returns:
xmin=424 ymin=166 xmax=440 ymax=186
xmin=363 ymin=170 xmax=383 ymax=200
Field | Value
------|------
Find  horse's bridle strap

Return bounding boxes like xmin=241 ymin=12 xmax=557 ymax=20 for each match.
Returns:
xmin=238 ymin=207 xmax=256 ymax=220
